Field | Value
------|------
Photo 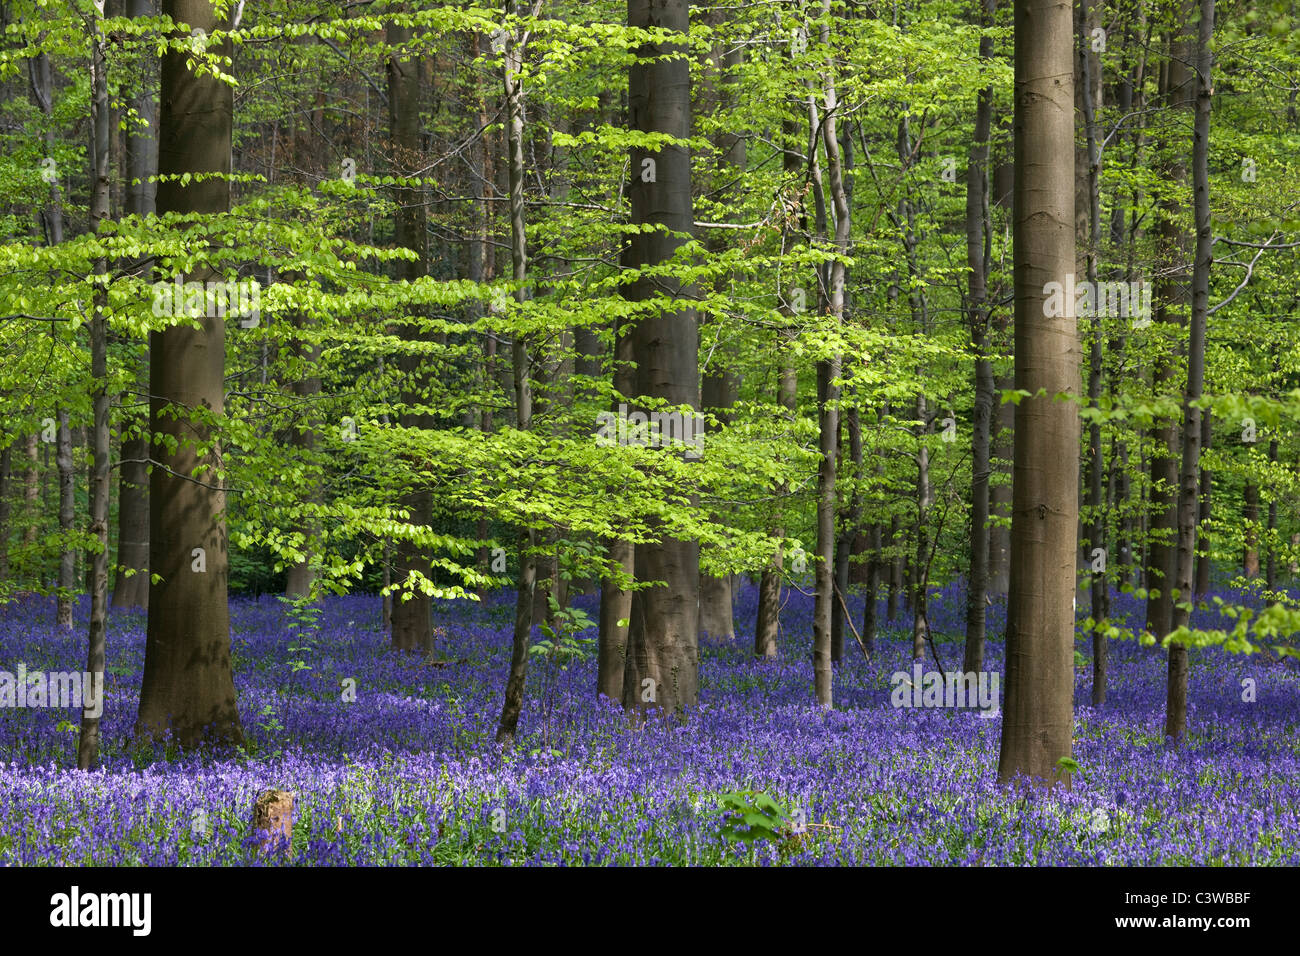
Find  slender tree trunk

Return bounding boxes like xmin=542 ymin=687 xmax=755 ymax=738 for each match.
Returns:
xmin=596 ymin=321 xmax=634 ymax=697
xmin=1194 ymin=410 xmax=1212 ymax=595
xmin=988 ymin=374 xmax=1014 ymax=596
xmin=496 ymin=6 xmax=536 ymax=742
xmin=79 ymin=13 xmax=111 ymax=768
xmin=135 ymin=0 xmax=243 ymax=748
xmin=896 ymin=114 xmax=930 ymax=664
xmin=23 ymin=434 xmax=38 ymax=551
xmin=55 ymin=409 xmax=74 ymax=628
xmin=284 ymin=308 xmax=321 ymax=598
xmin=753 ymin=116 xmax=802 ymax=659
xmin=997 ymin=0 xmax=1078 ymax=785
xmin=963 ymin=0 xmax=996 ymax=675
xmin=861 ymin=521 xmax=881 ymax=656
xmin=1243 ymin=482 xmax=1259 ymax=576
xmin=1266 ymin=438 xmax=1278 ymax=589
xmin=1167 ymin=0 xmax=1213 ymax=744
xmin=595 ymin=91 xmax=634 ymax=698
xmin=698 ymin=374 xmax=736 ymax=640
xmin=112 ymin=0 xmax=157 ymax=610
xmin=29 ymin=49 xmax=73 ymax=624
xmin=911 ymin=398 xmax=931 ymax=662
xmin=697 ymin=23 xmax=742 ymax=642
xmin=812 ymin=3 xmax=849 ymax=706
xmin=1078 ymin=0 xmax=1107 ymax=706
xmin=887 ymin=512 xmax=902 ymax=620
xmin=0 ymin=445 xmax=9 ymax=580
xmin=1144 ymin=23 xmax=1193 ymax=644
xmin=386 ymin=21 xmax=434 ymax=652
xmin=832 ymin=402 xmax=862 ymax=662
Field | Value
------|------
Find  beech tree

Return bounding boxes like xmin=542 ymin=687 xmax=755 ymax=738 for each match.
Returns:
xmin=134 ymin=0 xmax=243 ymax=747
xmin=996 ymin=0 xmax=1079 ymax=786
xmin=619 ymin=0 xmax=700 ymax=715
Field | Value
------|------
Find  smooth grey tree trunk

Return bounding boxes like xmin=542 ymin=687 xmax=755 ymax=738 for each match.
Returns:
xmin=1167 ymin=0 xmax=1214 ymax=744
xmin=386 ymin=21 xmax=434 ymax=653
xmin=1078 ymin=0 xmax=1108 ymax=706
xmin=619 ymin=0 xmax=700 ymax=716
xmin=962 ymin=0 xmax=996 ymax=675
xmin=811 ymin=2 xmax=849 ymax=706
xmin=79 ymin=12 xmax=111 ymax=768
xmin=996 ymin=0 xmax=1078 ymax=786
xmin=112 ymin=0 xmax=157 ymax=611
xmin=1144 ymin=22 xmax=1193 ymax=646
xmin=135 ymin=0 xmax=243 ymax=748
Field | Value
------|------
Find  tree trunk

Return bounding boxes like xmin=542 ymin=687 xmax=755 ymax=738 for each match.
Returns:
xmin=0 ymin=445 xmax=9 ymax=580
xmin=386 ymin=21 xmax=433 ymax=652
xmin=496 ymin=7 xmax=536 ymax=743
xmin=887 ymin=512 xmax=902 ymax=620
xmin=135 ymin=0 xmax=243 ymax=748
xmin=698 ymin=370 xmax=736 ymax=641
xmin=988 ymin=373 xmax=1014 ymax=596
xmin=911 ymin=398 xmax=931 ymax=662
xmin=861 ymin=522 xmax=881 ymax=656
xmin=997 ymin=0 xmax=1078 ymax=786
xmin=1167 ymin=0 xmax=1213 ymax=744
xmin=963 ymin=0 xmax=996 ymax=676
xmin=697 ymin=21 xmax=742 ymax=643
xmin=29 ymin=49 xmax=72 ymax=623
xmin=832 ymin=403 xmax=863 ymax=662
xmin=1079 ymin=0 xmax=1107 ymax=706
xmin=597 ymin=274 xmax=636 ymax=697
xmin=79 ymin=13 xmax=111 ymax=768
xmin=1194 ymin=410 xmax=1212 ymax=596
xmin=1266 ymin=438 xmax=1278 ymax=590
xmin=619 ymin=0 xmax=700 ymax=716
xmin=111 ymin=0 xmax=157 ymax=611
xmin=753 ymin=115 xmax=802 ymax=660
xmin=812 ymin=3 xmax=849 ymax=705
xmin=55 ymin=408 xmax=74 ymax=629
xmin=23 ymin=433 xmax=38 ymax=551
xmin=1243 ymin=482 xmax=1259 ymax=576
xmin=1144 ymin=22 xmax=1193 ymax=645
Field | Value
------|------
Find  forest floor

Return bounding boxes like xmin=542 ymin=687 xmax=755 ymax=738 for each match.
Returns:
xmin=1 ymin=582 xmax=1297 ymax=865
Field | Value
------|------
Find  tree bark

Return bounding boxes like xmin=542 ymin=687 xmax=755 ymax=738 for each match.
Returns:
xmin=0 ymin=444 xmax=9 ymax=581
xmin=860 ymin=521 xmax=881 ymax=656
xmin=596 ymin=318 xmax=634 ymax=697
xmin=55 ymin=408 xmax=74 ymax=629
xmin=1243 ymin=482 xmax=1259 ymax=576
xmin=697 ymin=17 xmax=742 ymax=643
xmin=963 ymin=0 xmax=996 ymax=676
xmin=753 ymin=114 xmax=802 ymax=660
xmin=988 ymin=373 xmax=1014 ymax=596
xmin=79 ymin=12 xmax=111 ymax=767
xmin=1167 ymin=0 xmax=1213 ymax=744
xmin=1079 ymin=0 xmax=1107 ymax=707
xmin=619 ymin=0 xmax=700 ymax=716
xmin=135 ymin=0 xmax=243 ymax=748
xmin=496 ymin=7 xmax=537 ymax=743
xmin=812 ymin=1 xmax=849 ymax=706
xmin=996 ymin=0 xmax=1078 ymax=786
xmin=1266 ymin=438 xmax=1278 ymax=590
xmin=1144 ymin=21 xmax=1194 ymax=644
xmin=111 ymin=0 xmax=157 ymax=611
xmin=386 ymin=21 xmax=433 ymax=652
xmin=1194 ymin=410 xmax=1212 ymax=596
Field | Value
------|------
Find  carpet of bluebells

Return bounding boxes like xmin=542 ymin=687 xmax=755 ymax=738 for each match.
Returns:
xmin=1 ymin=581 xmax=1298 ymax=866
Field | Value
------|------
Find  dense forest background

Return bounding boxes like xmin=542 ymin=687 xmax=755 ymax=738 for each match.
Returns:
xmin=1 ymin=0 xmax=1299 ymax=811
